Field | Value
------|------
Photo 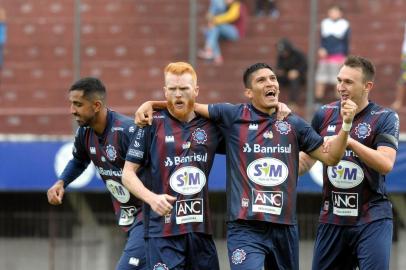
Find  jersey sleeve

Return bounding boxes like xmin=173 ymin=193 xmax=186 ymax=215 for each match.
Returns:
xmin=125 ymin=125 xmax=149 ymax=165
xmin=294 ymin=115 xmax=324 ymax=153
xmin=215 ymin=135 xmax=226 ymax=155
xmin=208 ymin=103 xmax=239 ymax=128
xmin=119 ymin=123 xmax=137 ymax=153
xmin=310 ymin=108 xmax=324 ymax=132
xmin=375 ymin=110 xmax=399 ymax=150
xmin=60 ymin=128 xmax=90 ymax=187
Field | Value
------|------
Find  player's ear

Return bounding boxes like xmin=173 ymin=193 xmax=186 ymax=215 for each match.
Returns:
xmin=163 ymin=86 xmax=169 ymax=99
xmin=194 ymin=85 xmax=199 ymax=97
xmin=93 ymin=99 xmax=103 ymax=112
xmin=244 ymin=88 xmax=253 ymax=99
xmin=364 ymin=81 xmax=373 ymax=93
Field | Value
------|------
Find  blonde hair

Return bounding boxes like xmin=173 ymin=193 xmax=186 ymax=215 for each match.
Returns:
xmin=164 ymin=62 xmax=197 ymax=85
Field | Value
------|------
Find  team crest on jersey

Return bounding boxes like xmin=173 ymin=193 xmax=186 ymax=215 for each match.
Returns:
xmin=153 ymin=263 xmax=169 ymax=270
xmin=129 ymin=126 xmax=135 ymax=133
xmin=275 ymin=121 xmax=291 ymax=135
xmin=354 ymin=123 xmax=371 ymax=139
xmin=192 ymin=128 xmax=207 ymax=144
xmin=263 ymin=130 xmax=273 ymax=139
xmin=231 ymin=249 xmax=247 ymax=264
xmin=106 ymin=144 xmax=117 ymax=161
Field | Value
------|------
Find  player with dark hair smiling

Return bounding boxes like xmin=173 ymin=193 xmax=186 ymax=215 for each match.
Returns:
xmin=47 ymin=77 xmax=147 ymax=270
xmin=135 ymin=62 xmax=357 ymax=269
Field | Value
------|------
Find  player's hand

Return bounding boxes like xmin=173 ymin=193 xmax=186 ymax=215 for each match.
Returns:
xmin=347 ymin=137 xmax=355 ymax=148
xmin=150 ymin=194 xmax=177 ymax=216
xmin=322 ymin=135 xmax=336 ymax=153
xmin=340 ymin=99 xmax=357 ymax=124
xmin=47 ymin=180 xmax=65 ymax=205
xmin=135 ymin=101 xmax=154 ymax=127
xmin=276 ymin=102 xmax=291 ymax=120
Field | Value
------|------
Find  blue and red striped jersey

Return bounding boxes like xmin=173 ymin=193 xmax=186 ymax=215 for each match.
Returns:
xmin=62 ymin=110 xmax=143 ymax=231
xmin=208 ymin=103 xmax=323 ymax=225
xmin=312 ymin=101 xmax=399 ymax=225
xmin=126 ymin=109 xmax=222 ymax=237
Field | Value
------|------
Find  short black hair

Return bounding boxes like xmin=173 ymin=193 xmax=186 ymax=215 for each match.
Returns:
xmin=344 ymin=55 xmax=376 ymax=82
xmin=69 ymin=77 xmax=106 ymax=101
xmin=243 ymin=63 xmax=273 ymax=88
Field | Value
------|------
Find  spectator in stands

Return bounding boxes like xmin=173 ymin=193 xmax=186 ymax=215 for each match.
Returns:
xmin=275 ymin=38 xmax=307 ymax=108
xmin=255 ymin=0 xmax=279 ymax=19
xmin=198 ymin=0 xmax=248 ymax=65
xmin=391 ymin=23 xmax=406 ymax=111
xmin=47 ymin=77 xmax=147 ymax=270
xmin=0 ymin=7 xmax=6 ymax=71
xmin=207 ymin=0 xmax=226 ymax=17
xmin=315 ymin=5 xmax=350 ymax=104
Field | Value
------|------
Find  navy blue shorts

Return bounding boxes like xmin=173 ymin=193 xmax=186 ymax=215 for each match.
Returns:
xmin=227 ymin=220 xmax=299 ymax=270
xmin=312 ymin=218 xmax=393 ymax=270
xmin=146 ymin=232 xmax=219 ymax=270
xmin=116 ymin=222 xmax=147 ymax=270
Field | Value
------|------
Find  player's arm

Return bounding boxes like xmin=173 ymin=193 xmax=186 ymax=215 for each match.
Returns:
xmin=194 ymin=103 xmax=210 ymax=118
xmin=47 ymin=158 xmax=88 ymax=205
xmin=298 ymin=135 xmax=337 ymax=175
xmin=135 ymin=100 xmax=168 ymax=126
xmin=307 ymin=129 xmax=347 ymax=165
xmin=197 ymin=101 xmax=290 ymax=120
xmin=298 ymin=152 xmax=317 ymax=175
xmin=122 ymin=161 xmax=176 ymax=216
xmin=307 ymin=99 xmax=357 ymax=165
xmin=347 ymin=139 xmax=396 ymax=174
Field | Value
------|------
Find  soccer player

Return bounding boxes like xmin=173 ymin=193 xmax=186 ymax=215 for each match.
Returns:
xmin=134 ymin=62 xmax=357 ymax=270
xmin=299 ymin=55 xmax=399 ymax=270
xmin=46 ymin=77 xmax=146 ymax=270
xmin=122 ymin=62 xmax=222 ymax=270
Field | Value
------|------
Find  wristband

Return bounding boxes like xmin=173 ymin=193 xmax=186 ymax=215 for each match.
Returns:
xmin=342 ymin=122 xmax=352 ymax=132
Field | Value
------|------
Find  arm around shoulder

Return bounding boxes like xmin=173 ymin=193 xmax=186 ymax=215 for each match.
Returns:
xmin=194 ymin=103 xmax=210 ymax=118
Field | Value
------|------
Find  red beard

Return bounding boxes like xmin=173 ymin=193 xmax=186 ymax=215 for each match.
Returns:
xmin=167 ymin=99 xmax=195 ymax=120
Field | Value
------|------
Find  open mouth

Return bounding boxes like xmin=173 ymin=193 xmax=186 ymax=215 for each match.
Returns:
xmin=174 ymin=100 xmax=184 ymax=109
xmin=265 ymin=90 xmax=276 ymax=98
